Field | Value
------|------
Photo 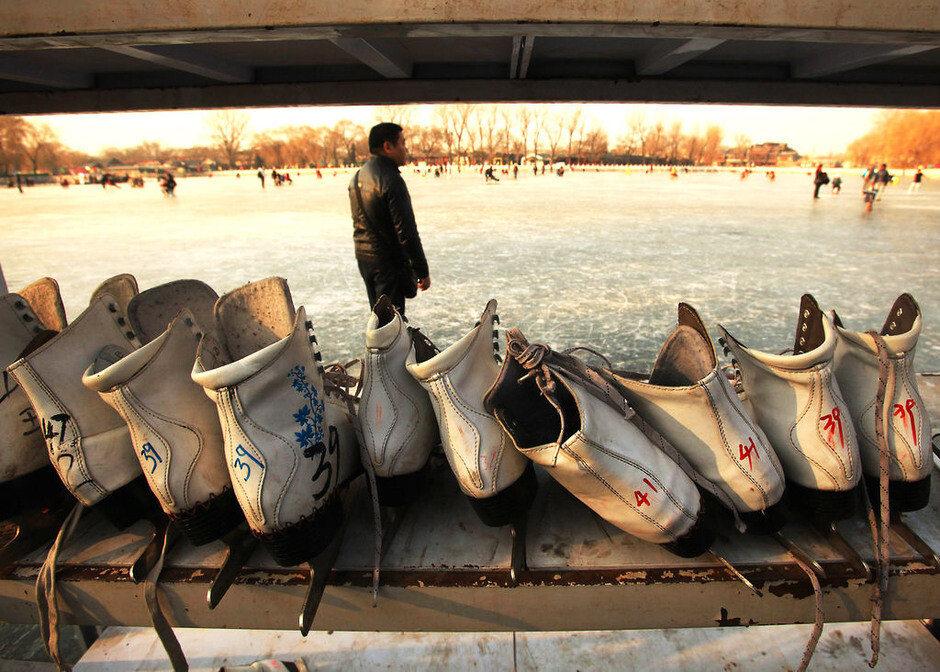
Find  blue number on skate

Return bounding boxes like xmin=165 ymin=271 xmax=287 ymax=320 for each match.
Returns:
xmin=233 ymin=444 xmax=264 ymax=482
xmin=140 ymin=442 xmax=163 ymax=474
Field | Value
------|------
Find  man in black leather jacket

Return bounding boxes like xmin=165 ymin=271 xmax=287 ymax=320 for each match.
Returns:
xmin=349 ymin=123 xmax=431 ymax=315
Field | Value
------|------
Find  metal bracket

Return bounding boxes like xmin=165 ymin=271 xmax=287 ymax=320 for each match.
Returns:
xmin=773 ymin=531 xmax=827 ymax=579
xmin=509 ymin=515 xmax=528 ymax=586
xmin=818 ymin=522 xmax=871 ymax=580
xmin=130 ymin=516 xmax=180 ymax=584
xmin=709 ymin=550 xmax=763 ymax=597
xmin=0 ymin=496 xmax=72 ymax=569
xmin=890 ymin=513 xmax=940 ymax=570
xmin=207 ymin=525 xmax=258 ymax=609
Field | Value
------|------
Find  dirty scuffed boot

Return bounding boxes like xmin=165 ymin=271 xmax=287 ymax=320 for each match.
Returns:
xmin=719 ymin=295 xmax=862 ymax=522
xmin=831 ymin=294 xmax=931 ymax=512
xmin=8 ymin=296 xmax=153 ymax=529
xmin=83 ymin=309 xmax=244 ymax=545
xmin=191 ymin=278 xmax=361 ymax=566
xmin=484 ymin=327 xmax=715 ymax=558
xmin=360 ymin=295 xmax=440 ymax=506
xmin=406 ymin=300 xmax=537 ymax=527
xmin=601 ymin=304 xmax=787 ymax=533
xmin=0 ymin=289 xmax=66 ymax=518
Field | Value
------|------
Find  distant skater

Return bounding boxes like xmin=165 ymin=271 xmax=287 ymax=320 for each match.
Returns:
xmin=874 ymin=163 xmax=891 ymax=199
xmin=257 ymin=169 xmax=265 ymax=189
xmin=908 ymin=167 xmax=923 ymax=194
xmin=831 ymin=176 xmax=842 ymax=194
xmin=484 ymin=166 xmax=500 ymax=182
xmin=160 ymin=172 xmax=177 ymax=197
xmin=813 ymin=164 xmax=829 ymax=199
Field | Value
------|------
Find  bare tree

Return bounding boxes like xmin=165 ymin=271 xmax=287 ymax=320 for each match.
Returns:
xmin=563 ymin=106 xmax=583 ymax=162
xmin=514 ymin=105 xmax=534 ymax=160
xmin=701 ymin=124 xmax=725 ymax=165
xmin=206 ymin=110 xmax=251 ymax=168
xmin=22 ymin=122 xmax=59 ymax=172
xmin=625 ymin=109 xmax=649 ymax=160
xmin=139 ymin=140 xmax=173 ymax=163
xmin=374 ymin=105 xmax=415 ymax=128
xmin=0 ymin=116 xmax=29 ymax=174
xmin=582 ymin=124 xmax=608 ymax=163
xmin=434 ymin=104 xmax=472 ymax=163
xmin=544 ymin=109 xmax=565 ymax=162
xmin=530 ymin=106 xmax=549 ymax=162
xmin=665 ymin=120 xmax=683 ymax=164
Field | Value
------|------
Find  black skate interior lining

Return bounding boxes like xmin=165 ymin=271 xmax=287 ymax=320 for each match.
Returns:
xmin=881 ymin=294 xmax=918 ymax=336
xmin=373 ymin=295 xmax=394 ymax=327
xmin=792 ymin=294 xmax=825 ymax=355
xmin=485 ymin=355 xmax=580 ymax=449
xmin=411 ymin=327 xmax=439 ymax=363
xmin=648 ymin=325 xmax=713 ymax=387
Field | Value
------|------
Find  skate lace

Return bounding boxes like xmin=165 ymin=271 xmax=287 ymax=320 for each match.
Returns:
xmin=504 ymin=330 xmax=743 ymax=529
xmin=863 ymin=331 xmax=892 ymax=668
xmin=322 ymin=357 xmax=382 ymax=607
xmin=36 ymin=502 xmax=84 ymax=672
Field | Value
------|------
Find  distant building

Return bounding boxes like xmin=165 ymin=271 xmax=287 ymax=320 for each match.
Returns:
xmin=723 ymin=142 xmax=801 ymax=166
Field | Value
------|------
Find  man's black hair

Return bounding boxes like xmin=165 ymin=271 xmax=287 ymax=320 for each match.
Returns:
xmin=369 ymin=123 xmax=403 ymax=154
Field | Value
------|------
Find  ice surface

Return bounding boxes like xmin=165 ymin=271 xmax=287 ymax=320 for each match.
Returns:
xmin=2 ymin=169 xmax=937 ymax=373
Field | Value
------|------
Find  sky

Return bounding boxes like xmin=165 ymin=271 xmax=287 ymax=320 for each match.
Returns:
xmin=25 ymin=103 xmax=883 ymax=158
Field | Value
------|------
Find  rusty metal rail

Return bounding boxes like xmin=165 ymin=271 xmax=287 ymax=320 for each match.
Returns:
xmin=1 ymin=462 xmax=938 ymax=633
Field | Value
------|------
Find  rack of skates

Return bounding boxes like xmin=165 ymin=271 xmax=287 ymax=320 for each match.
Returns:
xmin=0 ymin=274 xmax=937 ymax=671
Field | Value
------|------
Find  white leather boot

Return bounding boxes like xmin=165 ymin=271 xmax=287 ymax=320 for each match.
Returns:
xmin=719 ymin=295 xmax=862 ymax=521
xmin=406 ymin=300 xmax=536 ymax=527
xmin=192 ymin=279 xmax=361 ymax=566
xmin=127 ymin=279 xmax=219 ymax=345
xmin=18 ymin=277 xmax=68 ymax=332
xmin=831 ymin=294 xmax=931 ymax=512
xmin=484 ymin=327 xmax=715 ymax=557
xmin=0 ymin=290 xmax=65 ymax=518
xmin=8 ymin=295 xmax=152 ymax=529
xmin=83 ymin=310 xmax=244 ymax=545
xmin=604 ymin=304 xmax=787 ymax=533
xmin=360 ymin=295 xmax=440 ymax=505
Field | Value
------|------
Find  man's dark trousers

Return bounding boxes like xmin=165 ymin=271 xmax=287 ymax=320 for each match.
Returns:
xmin=358 ymin=258 xmax=406 ymax=315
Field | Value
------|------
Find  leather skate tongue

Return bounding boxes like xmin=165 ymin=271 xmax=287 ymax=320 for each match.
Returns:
xmin=215 ymin=277 xmax=296 ymax=360
xmin=649 ymin=303 xmax=715 ymax=386
xmin=18 ymin=277 xmax=67 ymax=331
xmin=127 ymin=279 xmax=219 ymax=344
xmin=881 ymin=293 xmax=918 ymax=336
xmin=90 ymin=273 xmax=139 ymax=314
xmin=792 ymin=294 xmax=825 ymax=355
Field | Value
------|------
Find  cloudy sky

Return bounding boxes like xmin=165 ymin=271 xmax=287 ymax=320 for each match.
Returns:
xmin=27 ymin=103 xmax=885 ymax=157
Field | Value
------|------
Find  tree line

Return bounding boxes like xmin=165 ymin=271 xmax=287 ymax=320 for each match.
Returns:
xmin=3 ymin=105 xmax=938 ymax=175
xmin=846 ymin=110 xmax=940 ymax=168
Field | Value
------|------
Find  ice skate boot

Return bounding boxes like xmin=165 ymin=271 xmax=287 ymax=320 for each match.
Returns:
xmin=191 ymin=279 xmax=361 ymax=566
xmin=718 ymin=295 xmax=861 ymax=522
xmin=831 ymin=294 xmax=931 ymax=512
xmin=359 ymin=295 xmax=440 ymax=506
xmin=90 ymin=273 xmax=139 ymax=314
xmin=600 ymin=304 xmax=787 ymax=533
xmin=127 ymin=279 xmax=220 ymax=345
xmin=406 ymin=300 xmax=536 ymax=527
xmin=7 ymin=295 xmax=154 ymax=529
xmin=18 ymin=277 xmax=67 ymax=332
xmin=0 ymin=290 xmax=66 ymax=519
xmin=83 ymin=309 xmax=243 ymax=545
xmin=484 ymin=328 xmax=716 ymax=557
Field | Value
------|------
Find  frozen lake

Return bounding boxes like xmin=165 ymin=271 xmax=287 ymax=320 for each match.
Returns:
xmin=2 ymin=168 xmax=938 ymax=373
